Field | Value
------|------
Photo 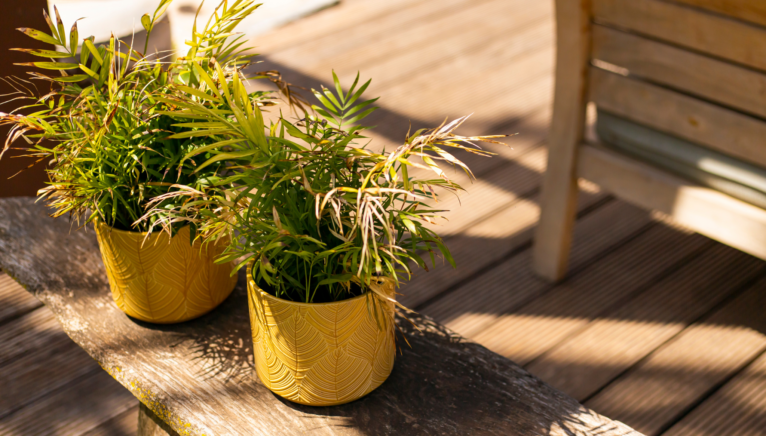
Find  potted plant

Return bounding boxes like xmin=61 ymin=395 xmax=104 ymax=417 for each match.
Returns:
xmin=0 ymin=0 xmax=299 ymax=323
xmin=145 ymin=68 xmax=508 ymax=403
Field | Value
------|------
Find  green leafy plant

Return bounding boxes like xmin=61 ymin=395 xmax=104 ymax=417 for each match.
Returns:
xmin=140 ymin=71 xmax=508 ymax=303
xmin=0 ymin=0 xmax=300 ymax=233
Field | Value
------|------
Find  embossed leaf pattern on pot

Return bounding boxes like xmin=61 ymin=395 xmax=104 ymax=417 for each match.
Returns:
xmin=248 ymin=277 xmax=396 ymax=406
xmin=95 ymin=223 xmax=237 ymax=323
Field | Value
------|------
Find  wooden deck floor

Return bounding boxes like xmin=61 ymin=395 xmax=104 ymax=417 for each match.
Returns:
xmin=2 ymin=0 xmax=766 ymax=434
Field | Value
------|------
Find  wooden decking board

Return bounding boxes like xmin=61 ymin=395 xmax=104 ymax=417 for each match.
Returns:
xmin=81 ymin=405 xmax=139 ymax=436
xmin=400 ymin=178 xmax=607 ymax=309
xmin=252 ymin=0 xmax=425 ymax=53
xmin=265 ymin=0 xmax=509 ymax=71
xmin=525 ymin=243 xmax=766 ymax=402
xmin=419 ymin=200 xmax=656 ymax=333
xmin=0 ymin=332 xmax=101 ymax=419
xmin=0 ymin=368 xmax=138 ymax=436
xmin=586 ymin=277 xmax=766 ymax=436
xmin=0 ymin=305 xmax=63 ymax=367
xmin=467 ymin=221 xmax=711 ymax=365
xmin=0 ymin=272 xmax=42 ymax=325
xmin=362 ymin=46 xmax=554 ymax=139
xmin=322 ymin=0 xmax=554 ymax=87
xmin=663 ymin=351 xmax=766 ymax=436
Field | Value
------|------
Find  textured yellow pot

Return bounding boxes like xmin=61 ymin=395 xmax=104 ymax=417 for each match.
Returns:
xmin=247 ymin=268 xmax=396 ymax=406
xmin=95 ymin=222 xmax=237 ymax=323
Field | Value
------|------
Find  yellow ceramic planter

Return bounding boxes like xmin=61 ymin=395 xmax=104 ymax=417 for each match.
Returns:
xmin=247 ymin=269 xmax=396 ymax=406
xmin=95 ymin=222 xmax=237 ymax=323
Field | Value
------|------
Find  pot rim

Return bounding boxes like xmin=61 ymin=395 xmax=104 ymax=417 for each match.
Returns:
xmin=246 ymin=261 xmax=386 ymax=308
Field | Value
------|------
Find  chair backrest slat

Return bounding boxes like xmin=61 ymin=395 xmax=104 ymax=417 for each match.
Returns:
xmin=592 ymin=24 xmax=766 ymax=120
xmin=672 ymin=0 xmax=766 ymax=28
xmin=589 ymin=67 xmax=766 ymax=168
xmin=593 ymin=0 xmax=766 ymax=72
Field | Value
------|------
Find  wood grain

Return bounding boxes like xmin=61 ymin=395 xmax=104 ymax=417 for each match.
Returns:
xmin=671 ymin=0 xmax=766 ymax=28
xmin=0 ymin=197 xmax=641 ymax=436
xmin=533 ymin=0 xmax=592 ymax=281
xmin=526 ymin=243 xmax=765 ymax=401
xmin=578 ymin=143 xmax=766 ymax=260
xmin=591 ymin=25 xmax=766 ymax=119
xmin=586 ymin=276 xmax=766 ymax=435
xmin=421 ymin=199 xmax=656 ymax=336
xmin=0 ymin=272 xmax=42 ymax=325
xmin=470 ymin=217 xmax=709 ymax=364
xmin=592 ymin=0 xmax=766 ymax=72
xmin=589 ymin=67 xmax=766 ymax=169
xmin=664 ymin=349 xmax=766 ymax=436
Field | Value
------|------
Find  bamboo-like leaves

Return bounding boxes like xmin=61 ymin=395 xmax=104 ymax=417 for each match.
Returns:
xmin=145 ymin=71 xmax=509 ymax=303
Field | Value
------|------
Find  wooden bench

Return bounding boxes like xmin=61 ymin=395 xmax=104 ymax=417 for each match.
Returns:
xmin=534 ymin=0 xmax=766 ymax=281
xmin=0 ymin=197 xmax=641 ymax=435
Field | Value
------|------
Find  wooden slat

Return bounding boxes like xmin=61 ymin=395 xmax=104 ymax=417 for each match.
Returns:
xmin=589 ymin=67 xmax=766 ymax=168
xmin=526 ymin=243 xmax=765 ymax=401
xmin=532 ymin=0 xmax=592 ymax=281
xmin=586 ymin=275 xmax=766 ymax=435
xmin=0 ymin=272 xmax=42 ymax=324
xmin=253 ymin=0 xmax=442 ymax=53
xmin=401 ymin=176 xmax=605 ymax=309
xmin=578 ymin=143 xmax=766 ymax=260
xmin=468 ymin=218 xmax=709 ymax=365
xmin=0 ymin=369 xmax=137 ymax=436
xmin=0 ymin=307 xmax=62 ymax=366
xmin=0 ymin=310 xmax=101 ymax=418
xmin=423 ymin=199 xmax=667 ymax=339
xmin=592 ymin=0 xmax=766 ymax=73
xmin=591 ymin=25 xmax=766 ymax=119
xmin=664 ymin=351 xmax=766 ymax=436
xmin=671 ymin=0 xmax=766 ymax=28
xmin=310 ymin=0 xmax=553 ymax=81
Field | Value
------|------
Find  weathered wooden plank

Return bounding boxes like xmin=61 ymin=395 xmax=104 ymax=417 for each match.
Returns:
xmin=0 ymin=198 xmax=641 ymax=435
xmin=671 ymin=0 xmax=766 ymax=28
xmin=532 ymin=0 xmax=592 ymax=281
xmin=0 ymin=272 xmax=42 ymax=324
xmin=422 ymin=199 xmax=658 ymax=337
xmin=591 ymin=25 xmax=766 ymax=119
xmin=663 ymin=351 xmax=766 ymax=436
xmin=526 ymin=243 xmax=765 ymax=401
xmin=0 ymin=369 xmax=137 ymax=436
xmin=589 ymin=67 xmax=766 ymax=169
xmin=592 ymin=0 xmax=766 ymax=72
xmin=586 ymin=275 xmax=766 ymax=435
xmin=578 ymin=143 xmax=766 ymax=260
xmin=467 ymin=218 xmax=710 ymax=363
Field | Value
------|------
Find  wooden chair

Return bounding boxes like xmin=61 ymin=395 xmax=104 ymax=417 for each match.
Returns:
xmin=534 ymin=0 xmax=766 ymax=281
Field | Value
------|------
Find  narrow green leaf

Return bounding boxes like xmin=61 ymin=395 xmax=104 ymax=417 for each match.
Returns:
xmin=17 ymin=27 xmax=59 ymax=46
xmin=9 ymin=48 xmax=70 ymax=58
xmin=54 ymin=74 xmax=89 ymax=83
xmin=15 ymin=61 xmax=80 ymax=70
xmin=84 ymin=39 xmax=102 ymax=65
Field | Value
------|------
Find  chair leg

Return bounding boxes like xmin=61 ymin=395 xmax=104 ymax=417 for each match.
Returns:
xmin=533 ymin=168 xmax=580 ymax=282
xmin=532 ymin=0 xmax=592 ymax=282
